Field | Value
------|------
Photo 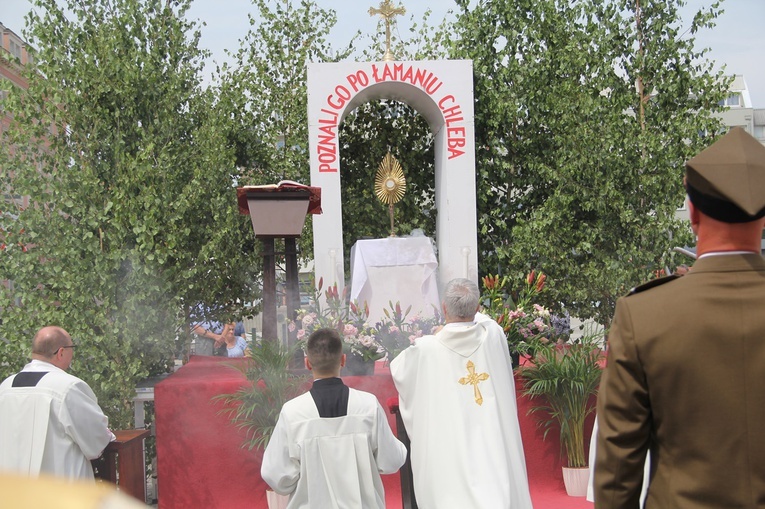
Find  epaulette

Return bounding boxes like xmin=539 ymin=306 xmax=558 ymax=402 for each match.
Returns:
xmin=628 ymin=274 xmax=680 ymax=295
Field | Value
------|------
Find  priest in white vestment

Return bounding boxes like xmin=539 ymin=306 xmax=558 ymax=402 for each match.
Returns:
xmin=0 ymin=326 xmax=115 ymax=480
xmin=261 ymin=328 xmax=407 ymax=508
xmin=391 ymin=278 xmax=533 ymax=509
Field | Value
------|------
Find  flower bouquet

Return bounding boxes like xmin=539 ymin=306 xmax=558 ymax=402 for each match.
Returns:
xmin=292 ymin=278 xmax=385 ymax=373
xmin=374 ymin=301 xmax=442 ymax=361
xmin=480 ymin=271 xmax=569 ymax=365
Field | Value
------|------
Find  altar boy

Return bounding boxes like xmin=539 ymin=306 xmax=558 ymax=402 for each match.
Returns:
xmin=261 ymin=328 xmax=407 ymax=508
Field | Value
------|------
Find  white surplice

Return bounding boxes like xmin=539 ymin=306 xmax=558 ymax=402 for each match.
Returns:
xmin=261 ymin=387 xmax=407 ymax=509
xmin=0 ymin=360 xmax=114 ymax=480
xmin=390 ymin=320 xmax=533 ymax=509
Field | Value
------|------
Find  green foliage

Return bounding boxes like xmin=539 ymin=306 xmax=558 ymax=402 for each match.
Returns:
xmin=517 ymin=328 xmax=605 ymax=467
xmin=218 ymin=0 xmax=346 ymax=179
xmin=217 ymin=3 xmax=451 ymax=269
xmin=214 ymin=341 xmax=309 ymax=451
xmin=452 ymin=0 xmax=729 ymax=327
xmin=216 ymin=0 xmax=352 ymax=262
xmin=0 ymin=0 xmax=258 ymax=427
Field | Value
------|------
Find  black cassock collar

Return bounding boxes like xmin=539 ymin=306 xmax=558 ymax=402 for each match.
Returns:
xmin=310 ymin=377 xmax=349 ymax=418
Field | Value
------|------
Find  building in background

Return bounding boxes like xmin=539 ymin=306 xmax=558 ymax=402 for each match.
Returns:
xmin=717 ymin=75 xmax=765 ymax=145
xmin=1 ymin=22 xmax=33 ymax=134
xmin=674 ymin=74 xmax=765 ymax=257
xmin=1 ymin=21 xmax=33 ymax=211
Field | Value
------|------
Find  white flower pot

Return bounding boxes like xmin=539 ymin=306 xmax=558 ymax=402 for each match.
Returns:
xmin=562 ymin=466 xmax=590 ymax=497
xmin=266 ymin=490 xmax=290 ymax=509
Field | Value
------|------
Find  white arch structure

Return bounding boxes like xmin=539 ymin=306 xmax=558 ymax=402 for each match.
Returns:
xmin=307 ymin=60 xmax=478 ymax=295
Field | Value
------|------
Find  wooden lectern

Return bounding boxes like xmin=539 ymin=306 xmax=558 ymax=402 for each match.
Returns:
xmin=92 ymin=429 xmax=151 ymax=502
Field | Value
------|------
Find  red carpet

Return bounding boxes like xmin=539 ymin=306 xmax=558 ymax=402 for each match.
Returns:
xmin=156 ymin=356 xmax=595 ymax=508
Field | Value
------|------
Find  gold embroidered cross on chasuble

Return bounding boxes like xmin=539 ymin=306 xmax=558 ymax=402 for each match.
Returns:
xmin=459 ymin=360 xmax=490 ymax=405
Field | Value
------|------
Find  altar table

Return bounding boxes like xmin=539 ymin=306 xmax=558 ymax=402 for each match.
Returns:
xmin=349 ymin=237 xmax=440 ymax=324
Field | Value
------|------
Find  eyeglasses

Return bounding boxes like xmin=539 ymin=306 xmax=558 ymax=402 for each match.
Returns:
xmin=59 ymin=345 xmax=77 ymax=352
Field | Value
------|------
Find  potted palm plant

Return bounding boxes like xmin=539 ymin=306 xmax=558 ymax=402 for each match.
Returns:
xmin=516 ymin=328 xmax=605 ymax=496
xmin=214 ymin=340 xmax=309 ymax=508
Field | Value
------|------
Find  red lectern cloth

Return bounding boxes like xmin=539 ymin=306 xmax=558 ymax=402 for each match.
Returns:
xmin=236 ymin=181 xmax=322 ymax=216
xmin=155 ymin=356 xmax=400 ymax=509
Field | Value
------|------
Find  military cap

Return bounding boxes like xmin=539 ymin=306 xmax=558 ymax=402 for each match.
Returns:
xmin=685 ymin=127 xmax=765 ymax=223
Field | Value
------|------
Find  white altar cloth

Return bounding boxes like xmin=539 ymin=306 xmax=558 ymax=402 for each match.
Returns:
xmin=349 ymin=237 xmax=440 ymax=325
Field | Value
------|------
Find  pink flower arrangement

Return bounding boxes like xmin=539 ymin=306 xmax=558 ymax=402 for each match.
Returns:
xmin=291 ymin=280 xmax=442 ymax=362
xmin=480 ymin=272 xmax=567 ymax=357
xmin=292 ymin=279 xmax=385 ymax=363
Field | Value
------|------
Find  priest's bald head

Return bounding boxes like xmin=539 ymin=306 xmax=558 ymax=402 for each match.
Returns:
xmin=442 ymin=278 xmax=481 ymax=323
xmin=31 ymin=326 xmax=75 ymax=371
xmin=305 ymin=328 xmax=346 ymax=378
xmin=685 ymin=127 xmax=765 ymax=256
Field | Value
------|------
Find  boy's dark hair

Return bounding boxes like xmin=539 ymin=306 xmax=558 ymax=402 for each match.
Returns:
xmin=306 ymin=328 xmax=343 ymax=374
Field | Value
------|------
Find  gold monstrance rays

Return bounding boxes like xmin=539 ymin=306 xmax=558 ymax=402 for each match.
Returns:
xmin=374 ymin=152 xmax=406 ymax=237
xmin=368 ymin=0 xmax=406 ymax=62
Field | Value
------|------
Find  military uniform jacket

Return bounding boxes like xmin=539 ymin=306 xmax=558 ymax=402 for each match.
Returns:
xmin=595 ymin=253 xmax=765 ymax=508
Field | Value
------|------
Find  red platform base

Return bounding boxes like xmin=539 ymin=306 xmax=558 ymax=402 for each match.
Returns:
xmin=155 ymin=356 xmax=594 ymax=508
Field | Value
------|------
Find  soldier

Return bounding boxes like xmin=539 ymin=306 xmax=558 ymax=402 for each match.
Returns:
xmin=595 ymin=127 xmax=765 ymax=508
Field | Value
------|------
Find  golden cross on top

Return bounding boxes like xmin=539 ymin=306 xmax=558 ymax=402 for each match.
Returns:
xmin=458 ymin=360 xmax=490 ymax=406
xmin=368 ymin=0 xmax=406 ymax=61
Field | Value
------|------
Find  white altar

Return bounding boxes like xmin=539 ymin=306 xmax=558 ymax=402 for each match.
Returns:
xmin=349 ymin=236 xmax=440 ymax=325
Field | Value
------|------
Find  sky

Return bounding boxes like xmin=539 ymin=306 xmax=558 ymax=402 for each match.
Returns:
xmin=2 ymin=0 xmax=764 ymax=105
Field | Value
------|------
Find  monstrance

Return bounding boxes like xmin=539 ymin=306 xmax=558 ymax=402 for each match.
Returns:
xmin=374 ymin=152 xmax=406 ymax=237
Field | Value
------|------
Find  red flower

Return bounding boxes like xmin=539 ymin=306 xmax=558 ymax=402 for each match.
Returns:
xmin=536 ymin=273 xmax=546 ymax=292
xmin=526 ymin=270 xmax=536 ymax=286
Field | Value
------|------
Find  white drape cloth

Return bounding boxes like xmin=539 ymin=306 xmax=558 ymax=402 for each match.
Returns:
xmin=261 ymin=388 xmax=407 ymax=508
xmin=349 ymin=237 xmax=440 ymax=323
xmin=391 ymin=321 xmax=533 ymax=509
xmin=0 ymin=360 xmax=114 ymax=480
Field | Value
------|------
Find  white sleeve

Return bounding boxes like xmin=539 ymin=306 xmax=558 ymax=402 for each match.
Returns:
xmin=373 ymin=400 xmax=407 ymax=474
xmin=60 ymin=381 xmax=114 ymax=460
xmin=261 ymin=410 xmax=299 ymax=495
xmin=390 ymin=347 xmax=414 ymax=406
